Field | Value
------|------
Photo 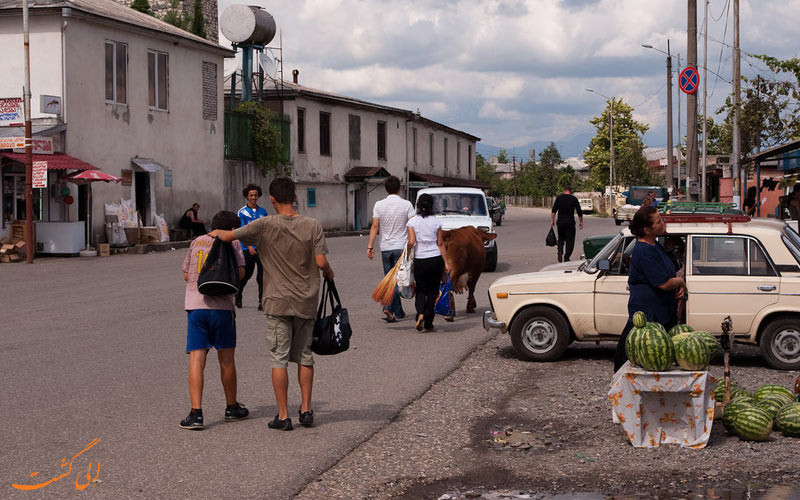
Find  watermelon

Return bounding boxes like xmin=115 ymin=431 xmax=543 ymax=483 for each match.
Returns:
xmin=775 ymin=402 xmax=800 ymax=437
xmin=723 ymin=400 xmax=755 ymax=434
xmin=635 ymin=324 xmax=675 ymax=371
xmin=753 ymin=384 xmax=795 ymax=405
xmin=668 ymin=323 xmax=694 ymax=337
xmin=714 ymin=380 xmax=745 ymax=402
xmin=671 ymin=332 xmax=693 ymax=344
xmin=692 ymin=331 xmax=720 ymax=358
xmin=673 ymin=334 xmax=710 ymax=370
xmin=632 ymin=311 xmax=647 ymax=328
xmin=757 ymin=395 xmax=790 ymax=422
xmin=730 ymin=394 xmax=755 ymax=405
xmin=648 ymin=321 xmax=667 ymax=336
xmin=625 ymin=326 xmax=647 ymax=367
xmin=732 ymin=407 xmax=773 ymax=441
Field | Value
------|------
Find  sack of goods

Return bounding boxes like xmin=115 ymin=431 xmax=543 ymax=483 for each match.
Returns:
xmin=197 ymin=238 xmax=240 ymax=296
xmin=312 ymin=278 xmax=352 ymax=356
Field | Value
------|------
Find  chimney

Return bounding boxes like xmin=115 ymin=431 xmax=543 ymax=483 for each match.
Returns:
xmin=292 ymin=69 xmax=299 ymax=84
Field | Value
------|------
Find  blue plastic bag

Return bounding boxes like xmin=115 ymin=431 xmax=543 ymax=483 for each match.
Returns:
xmin=435 ymin=275 xmax=455 ymax=316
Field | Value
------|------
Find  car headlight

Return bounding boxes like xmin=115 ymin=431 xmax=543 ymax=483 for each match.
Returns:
xmin=478 ymin=226 xmax=490 ymax=232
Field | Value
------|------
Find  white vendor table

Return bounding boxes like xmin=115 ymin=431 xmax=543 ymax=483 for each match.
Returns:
xmin=608 ymin=361 xmax=717 ymax=449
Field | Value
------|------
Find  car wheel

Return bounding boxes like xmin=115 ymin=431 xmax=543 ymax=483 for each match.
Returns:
xmin=615 ymin=219 xmax=622 ymax=226
xmin=484 ymin=244 xmax=498 ymax=272
xmin=759 ymin=318 xmax=800 ymax=370
xmin=510 ymin=306 xmax=570 ymax=361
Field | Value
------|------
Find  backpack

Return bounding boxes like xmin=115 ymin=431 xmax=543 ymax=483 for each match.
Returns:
xmin=197 ymin=238 xmax=240 ymax=296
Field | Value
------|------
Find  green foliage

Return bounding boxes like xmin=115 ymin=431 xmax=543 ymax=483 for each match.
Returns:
xmin=189 ymin=0 xmax=206 ymax=38
xmin=496 ymin=148 xmax=509 ymax=164
xmin=234 ymin=102 xmax=289 ymax=176
xmin=163 ymin=0 xmax=190 ymax=30
xmin=585 ymin=98 xmax=655 ymax=189
xmin=130 ymin=0 xmax=153 ymax=15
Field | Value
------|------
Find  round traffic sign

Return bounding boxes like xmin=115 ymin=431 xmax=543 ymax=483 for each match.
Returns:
xmin=679 ymin=67 xmax=699 ymax=94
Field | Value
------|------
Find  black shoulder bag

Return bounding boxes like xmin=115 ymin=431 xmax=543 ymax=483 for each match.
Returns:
xmin=197 ymin=238 xmax=240 ymax=296
xmin=312 ymin=278 xmax=352 ymax=355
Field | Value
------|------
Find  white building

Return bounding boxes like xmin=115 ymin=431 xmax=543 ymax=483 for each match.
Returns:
xmin=0 ymin=0 xmax=232 ymax=248
xmin=228 ymin=77 xmax=482 ymax=230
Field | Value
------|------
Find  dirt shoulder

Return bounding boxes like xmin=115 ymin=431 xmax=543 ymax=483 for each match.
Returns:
xmin=295 ymin=334 xmax=800 ymax=499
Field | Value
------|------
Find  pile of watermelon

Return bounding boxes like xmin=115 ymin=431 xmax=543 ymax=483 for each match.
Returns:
xmin=717 ymin=381 xmax=800 ymax=441
xmin=625 ymin=311 xmax=719 ymax=372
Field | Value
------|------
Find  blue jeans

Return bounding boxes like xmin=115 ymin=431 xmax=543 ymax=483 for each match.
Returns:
xmin=381 ymin=249 xmax=405 ymax=318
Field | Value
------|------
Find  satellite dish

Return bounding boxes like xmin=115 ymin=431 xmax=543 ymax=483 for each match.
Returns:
xmin=258 ymin=53 xmax=277 ymax=77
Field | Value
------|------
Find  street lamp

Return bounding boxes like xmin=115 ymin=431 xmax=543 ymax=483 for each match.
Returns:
xmin=642 ymin=42 xmax=676 ymax=191
xmin=586 ymin=88 xmax=614 ymax=212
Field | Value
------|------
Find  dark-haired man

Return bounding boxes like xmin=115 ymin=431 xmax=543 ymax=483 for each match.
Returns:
xmin=367 ymin=175 xmax=415 ymax=322
xmin=180 ymin=211 xmax=248 ymax=430
xmin=236 ymin=183 xmax=268 ymax=310
xmin=210 ymin=177 xmax=334 ymax=431
xmin=550 ymin=186 xmax=583 ymax=262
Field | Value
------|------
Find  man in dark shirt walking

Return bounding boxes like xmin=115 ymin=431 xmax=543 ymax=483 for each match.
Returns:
xmin=550 ymin=186 xmax=583 ymax=262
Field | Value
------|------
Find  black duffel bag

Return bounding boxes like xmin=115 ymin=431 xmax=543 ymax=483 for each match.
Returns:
xmin=197 ymin=238 xmax=240 ymax=296
xmin=311 ymin=278 xmax=352 ymax=355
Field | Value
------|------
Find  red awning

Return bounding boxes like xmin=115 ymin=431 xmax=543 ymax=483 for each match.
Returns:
xmin=0 ymin=152 xmax=98 ymax=171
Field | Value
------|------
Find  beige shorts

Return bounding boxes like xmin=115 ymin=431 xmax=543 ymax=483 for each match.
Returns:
xmin=265 ymin=315 xmax=315 ymax=368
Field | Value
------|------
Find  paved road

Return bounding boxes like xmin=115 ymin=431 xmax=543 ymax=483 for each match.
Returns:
xmin=1 ymin=206 xmax=618 ymax=499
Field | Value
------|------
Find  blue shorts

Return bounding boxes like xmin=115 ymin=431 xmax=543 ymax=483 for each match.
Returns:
xmin=186 ymin=309 xmax=236 ymax=352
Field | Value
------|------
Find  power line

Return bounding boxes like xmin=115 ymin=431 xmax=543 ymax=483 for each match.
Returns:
xmin=709 ymin=0 xmax=730 ymax=22
xmin=707 ymin=0 xmax=730 ymax=99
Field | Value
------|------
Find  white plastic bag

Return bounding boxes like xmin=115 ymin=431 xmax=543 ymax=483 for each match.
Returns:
xmin=396 ymin=246 xmax=414 ymax=288
xmin=154 ymin=214 xmax=169 ymax=242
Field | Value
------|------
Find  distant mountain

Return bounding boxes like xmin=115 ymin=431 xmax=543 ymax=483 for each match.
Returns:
xmin=477 ymin=132 xmax=594 ymax=162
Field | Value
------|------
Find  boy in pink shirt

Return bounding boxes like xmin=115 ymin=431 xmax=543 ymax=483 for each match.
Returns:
xmin=180 ymin=211 xmax=247 ymax=430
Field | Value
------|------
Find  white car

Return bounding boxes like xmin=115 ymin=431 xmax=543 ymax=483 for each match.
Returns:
xmin=483 ymin=214 xmax=800 ymax=370
xmin=417 ymin=187 xmax=498 ymax=271
xmin=579 ymin=196 xmax=594 ymax=214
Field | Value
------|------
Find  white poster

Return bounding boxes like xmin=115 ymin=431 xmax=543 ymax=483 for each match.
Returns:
xmin=32 ymin=161 xmax=48 ymax=188
xmin=0 ymin=97 xmax=24 ymax=126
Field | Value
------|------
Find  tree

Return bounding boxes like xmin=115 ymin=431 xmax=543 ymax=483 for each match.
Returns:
xmin=234 ymin=102 xmax=289 ymax=176
xmin=537 ymin=142 xmax=561 ymax=196
xmin=585 ymin=98 xmax=653 ymax=190
xmin=189 ymin=0 xmax=206 ymax=38
xmin=496 ymin=148 xmax=509 ymax=164
xmin=130 ymin=0 xmax=153 ymax=15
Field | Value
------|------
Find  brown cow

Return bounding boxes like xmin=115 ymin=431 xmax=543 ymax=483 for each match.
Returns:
xmin=441 ymin=226 xmax=498 ymax=313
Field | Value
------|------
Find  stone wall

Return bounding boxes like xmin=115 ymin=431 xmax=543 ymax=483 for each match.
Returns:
xmin=113 ymin=0 xmax=219 ymax=44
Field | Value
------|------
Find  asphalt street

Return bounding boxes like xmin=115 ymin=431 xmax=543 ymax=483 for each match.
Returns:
xmin=1 ymin=206 xmax=618 ymax=499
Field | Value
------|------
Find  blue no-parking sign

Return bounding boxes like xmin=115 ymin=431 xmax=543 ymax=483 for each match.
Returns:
xmin=679 ymin=67 xmax=699 ymax=94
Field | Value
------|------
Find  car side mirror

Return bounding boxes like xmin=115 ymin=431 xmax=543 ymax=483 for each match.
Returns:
xmin=597 ymin=259 xmax=611 ymax=271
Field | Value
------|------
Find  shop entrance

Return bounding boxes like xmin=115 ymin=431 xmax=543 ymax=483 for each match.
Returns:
xmin=135 ymin=171 xmax=150 ymax=225
xmin=353 ymin=186 xmax=367 ymax=230
xmin=2 ymin=169 xmax=42 ymax=228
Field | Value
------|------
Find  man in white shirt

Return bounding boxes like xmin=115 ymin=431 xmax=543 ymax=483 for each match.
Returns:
xmin=367 ymin=176 xmax=415 ymax=322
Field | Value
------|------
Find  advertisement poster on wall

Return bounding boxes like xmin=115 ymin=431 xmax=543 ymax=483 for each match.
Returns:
xmin=0 ymin=97 xmax=24 ymax=126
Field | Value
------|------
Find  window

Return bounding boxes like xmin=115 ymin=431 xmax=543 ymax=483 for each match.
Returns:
xmin=307 ymin=188 xmax=317 ymax=207
xmin=148 ymin=50 xmax=168 ymax=110
xmin=297 ymin=108 xmax=305 ymax=153
xmin=468 ymin=144 xmax=473 ymax=175
xmin=104 ymin=40 xmax=127 ymax=104
xmin=319 ymin=112 xmax=331 ymax=156
xmin=412 ymin=127 xmax=417 ymax=164
xmin=457 ymin=141 xmax=461 ymax=171
xmin=201 ymin=62 xmax=217 ymax=120
xmin=429 ymin=133 xmax=434 ymax=166
xmin=377 ymin=121 xmax=387 ymax=160
xmin=349 ymin=114 xmax=361 ymax=160
xmin=691 ymin=235 xmax=776 ymax=276
xmin=443 ymin=137 xmax=448 ymax=170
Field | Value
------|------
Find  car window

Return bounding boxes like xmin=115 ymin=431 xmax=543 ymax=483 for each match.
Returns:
xmin=587 ymin=233 xmax=623 ymax=272
xmin=605 ymin=237 xmax=636 ymax=275
xmin=691 ymin=235 xmax=775 ymax=276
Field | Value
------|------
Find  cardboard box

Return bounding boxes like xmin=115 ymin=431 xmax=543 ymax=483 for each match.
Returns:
xmin=9 ymin=221 xmax=26 ymax=242
xmin=0 ymin=244 xmax=15 ymax=254
xmin=0 ymin=254 xmax=21 ymax=263
xmin=98 ymin=243 xmax=110 ymax=257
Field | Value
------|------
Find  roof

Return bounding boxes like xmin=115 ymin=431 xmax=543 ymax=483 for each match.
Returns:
xmin=644 ymin=147 xmax=684 ymax=163
xmin=0 ymin=152 xmax=98 ymax=170
xmin=227 ymin=76 xmax=480 ymax=142
xmin=343 ymin=166 xmax=391 ymax=182
xmin=743 ymin=138 xmax=800 ymax=166
xmin=0 ymin=0 xmax=233 ymax=56
xmin=410 ymin=172 xmax=489 ymax=189
xmin=0 ymin=123 xmax=66 ymax=138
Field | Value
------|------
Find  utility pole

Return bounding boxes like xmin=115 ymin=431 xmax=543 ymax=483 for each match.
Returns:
xmin=666 ymin=40 xmax=674 ymax=190
xmin=731 ymin=0 xmax=741 ymax=209
xmin=23 ymin=0 xmax=34 ymax=264
xmin=701 ymin=0 xmax=708 ymax=202
xmin=677 ymin=53 xmax=682 ymax=191
xmin=609 ymin=98 xmax=615 ymax=191
xmin=687 ymin=0 xmax=698 ymax=201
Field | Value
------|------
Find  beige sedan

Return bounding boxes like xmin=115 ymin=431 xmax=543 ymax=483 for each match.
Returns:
xmin=484 ymin=216 xmax=800 ymax=370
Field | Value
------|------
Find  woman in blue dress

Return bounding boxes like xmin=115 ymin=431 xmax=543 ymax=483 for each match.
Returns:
xmin=613 ymin=206 xmax=686 ymax=372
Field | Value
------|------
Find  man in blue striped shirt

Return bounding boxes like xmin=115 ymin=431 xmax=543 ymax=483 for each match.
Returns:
xmin=236 ymin=183 xmax=268 ymax=310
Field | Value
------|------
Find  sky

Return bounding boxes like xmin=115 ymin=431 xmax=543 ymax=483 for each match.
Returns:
xmin=218 ymin=0 xmax=800 ymax=159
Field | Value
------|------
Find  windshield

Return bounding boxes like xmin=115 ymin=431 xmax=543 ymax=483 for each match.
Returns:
xmin=587 ymin=232 xmax=624 ymax=273
xmin=430 ymin=193 xmax=488 ymax=216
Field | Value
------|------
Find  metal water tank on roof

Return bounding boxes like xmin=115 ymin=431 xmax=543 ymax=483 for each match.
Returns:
xmin=220 ymin=4 xmax=276 ymax=45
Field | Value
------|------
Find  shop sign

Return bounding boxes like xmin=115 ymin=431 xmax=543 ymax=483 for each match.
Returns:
xmin=13 ymin=136 xmax=54 ymax=155
xmin=0 ymin=97 xmax=24 ymax=126
xmin=32 ymin=161 xmax=48 ymax=188
xmin=40 ymin=95 xmax=61 ymax=115
xmin=0 ymin=136 xmax=25 ymax=149
xmin=120 ymin=169 xmax=132 ymax=186
xmin=408 ymin=181 xmax=429 ymax=188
